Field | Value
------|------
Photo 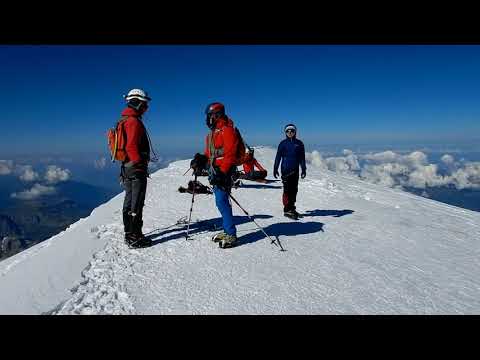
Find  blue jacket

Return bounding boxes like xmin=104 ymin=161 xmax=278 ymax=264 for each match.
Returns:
xmin=274 ymin=137 xmax=306 ymax=176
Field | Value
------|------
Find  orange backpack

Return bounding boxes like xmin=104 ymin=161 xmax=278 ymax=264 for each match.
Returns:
xmin=107 ymin=115 xmax=129 ymax=162
xmin=234 ymin=127 xmax=248 ymax=166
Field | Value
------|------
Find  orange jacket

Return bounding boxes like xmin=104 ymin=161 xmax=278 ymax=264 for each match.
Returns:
xmin=204 ymin=117 xmax=239 ymax=174
xmin=243 ymin=157 xmax=266 ymax=174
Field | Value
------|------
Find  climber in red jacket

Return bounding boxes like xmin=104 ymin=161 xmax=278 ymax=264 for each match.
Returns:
xmin=119 ymin=88 xmax=152 ymax=248
xmin=241 ymin=147 xmax=267 ymax=181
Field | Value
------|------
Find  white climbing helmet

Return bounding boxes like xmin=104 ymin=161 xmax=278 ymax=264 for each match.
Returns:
xmin=124 ymin=88 xmax=151 ymax=102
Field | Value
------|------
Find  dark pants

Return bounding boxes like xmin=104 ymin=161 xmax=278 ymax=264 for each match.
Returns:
xmin=122 ymin=168 xmax=148 ymax=235
xmin=282 ymin=171 xmax=299 ymax=212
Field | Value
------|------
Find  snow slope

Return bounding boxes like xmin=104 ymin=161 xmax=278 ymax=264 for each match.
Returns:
xmin=1 ymin=147 xmax=479 ymax=314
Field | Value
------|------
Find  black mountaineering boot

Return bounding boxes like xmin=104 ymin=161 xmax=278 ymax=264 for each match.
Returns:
xmin=128 ymin=217 xmax=152 ymax=248
xmin=123 ymin=212 xmax=135 ymax=243
xmin=284 ymin=210 xmax=299 ymax=220
xmin=129 ymin=234 xmax=152 ymax=248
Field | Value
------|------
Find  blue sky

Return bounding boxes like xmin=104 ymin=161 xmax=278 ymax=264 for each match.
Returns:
xmin=1 ymin=45 xmax=480 ymax=157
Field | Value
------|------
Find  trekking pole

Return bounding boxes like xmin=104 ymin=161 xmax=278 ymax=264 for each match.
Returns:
xmin=227 ymin=192 xmax=286 ymax=252
xmin=185 ymin=174 xmax=197 ymax=240
xmin=183 ymin=167 xmax=192 ymax=176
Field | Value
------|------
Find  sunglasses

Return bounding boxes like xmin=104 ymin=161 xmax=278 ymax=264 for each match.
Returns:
xmin=285 ymin=129 xmax=296 ymax=133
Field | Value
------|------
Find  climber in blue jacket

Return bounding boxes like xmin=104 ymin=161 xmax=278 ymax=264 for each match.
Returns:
xmin=273 ymin=123 xmax=307 ymax=220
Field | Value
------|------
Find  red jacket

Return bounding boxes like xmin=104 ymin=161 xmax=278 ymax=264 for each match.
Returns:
xmin=122 ymin=107 xmax=150 ymax=165
xmin=204 ymin=117 xmax=239 ymax=174
xmin=243 ymin=157 xmax=266 ymax=174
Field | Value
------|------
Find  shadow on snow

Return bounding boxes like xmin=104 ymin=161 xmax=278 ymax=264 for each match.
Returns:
xmin=147 ymin=209 xmax=353 ymax=248
xmin=302 ymin=209 xmax=354 ymax=217
xmin=237 ymin=184 xmax=282 ymax=189
xmin=235 ymin=221 xmax=325 ymax=248
xmin=148 ymin=214 xmax=273 ymax=246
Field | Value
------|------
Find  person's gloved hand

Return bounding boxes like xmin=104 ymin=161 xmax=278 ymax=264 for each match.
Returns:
xmin=209 ymin=168 xmax=228 ymax=188
xmin=274 ymin=170 xmax=279 ymax=179
xmin=190 ymin=153 xmax=208 ymax=174
xmin=301 ymin=171 xmax=306 ymax=179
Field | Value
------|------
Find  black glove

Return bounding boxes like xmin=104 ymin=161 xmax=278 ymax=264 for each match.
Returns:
xmin=190 ymin=153 xmax=208 ymax=173
xmin=301 ymin=171 xmax=306 ymax=179
xmin=274 ymin=170 xmax=279 ymax=179
xmin=209 ymin=168 xmax=229 ymax=188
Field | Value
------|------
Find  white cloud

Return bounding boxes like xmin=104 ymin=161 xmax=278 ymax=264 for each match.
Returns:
xmin=306 ymin=149 xmax=359 ymax=175
xmin=307 ymin=149 xmax=480 ymax=190
xmin=441 ymin=154 xmax=455 ymax=165
xmin=44 ymin=165 xmax=71 ymax=184
xmin=306 ymin=151 xmax=328 ymax=170
xmin=0 ymin=160 xmax=14 ymax=175
xmin=362 ymin=150 xmax=401 ymax=163
xmin=11 ymin=183 xmax=56 ymax=200
xmin=406 ymin=151 xmax=428 ymax=167
xmin=94 ymin=157 xmax=107 ymax=170
xmin=449 ymin=162 xmax=480 ymax=190
xmin=406 ymin=164 xmax=450 ymax=189
xmin=325 ymin=156 xmax=356 ymax=175
xmin=360 ymin=163 xmax=410 ymax=188
xmin=359 ymin=150 xmax=449 ymax=189
xmin=17 ymin=165 xmax=40 ymax=182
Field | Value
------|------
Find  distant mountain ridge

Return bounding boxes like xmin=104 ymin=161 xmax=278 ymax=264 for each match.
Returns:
xmin=0 ymin=215 xmax=22 ymax=238
xmin=0 ymin=180 xmax=117 ymax=261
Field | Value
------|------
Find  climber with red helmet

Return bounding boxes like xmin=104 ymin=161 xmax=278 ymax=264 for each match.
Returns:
xmin=190 ymin=102 xmax=242 ymax=248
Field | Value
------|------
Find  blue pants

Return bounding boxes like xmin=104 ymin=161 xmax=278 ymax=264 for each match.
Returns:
xmin=213 ymin=186 xmax=236 ymax=236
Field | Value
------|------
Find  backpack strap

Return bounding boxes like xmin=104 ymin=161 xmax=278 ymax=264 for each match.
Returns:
xmin=118 ymin=115 xmax=129 ymax=147
xmin=207 ymin=129 xmax=225 ymax=166
xmin=118 ymin=115 xmax=130 ymax=125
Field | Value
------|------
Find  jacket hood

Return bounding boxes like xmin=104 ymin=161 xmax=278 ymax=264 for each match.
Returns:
xmin=215 ymin=116 xmax=233 ymax=130
xmin=121 ymin=107 xmax=142 ymax=117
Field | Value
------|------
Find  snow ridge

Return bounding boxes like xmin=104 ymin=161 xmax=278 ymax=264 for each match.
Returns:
xmin=54 ymin=224 xmax=136 ymax=315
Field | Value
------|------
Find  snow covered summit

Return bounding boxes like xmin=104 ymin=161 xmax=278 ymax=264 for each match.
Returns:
xmin=1 ymin=147 xmax=480 ymax=314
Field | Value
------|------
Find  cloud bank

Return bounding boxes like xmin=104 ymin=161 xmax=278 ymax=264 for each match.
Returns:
xmin=307 ymin=150 xmax=480 ymax=190
xmin=11 ymin=183 xmax=56 ymax=200
xmin=2 ymin=162 xmax=72 ymax=200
